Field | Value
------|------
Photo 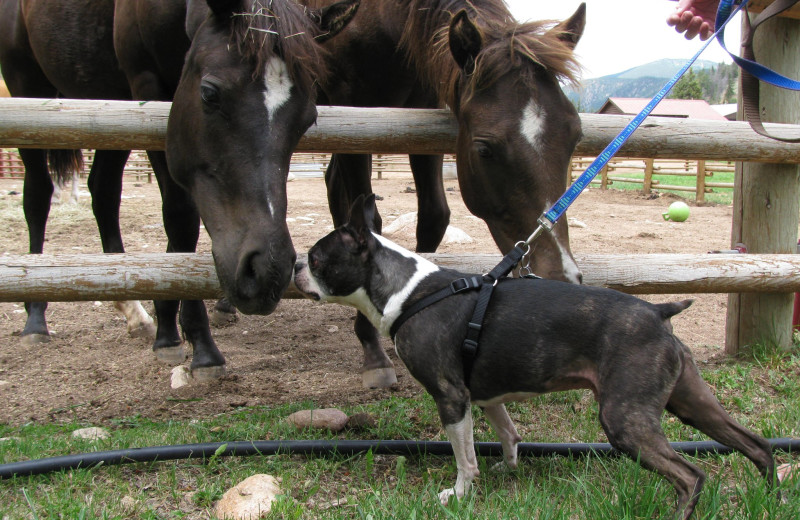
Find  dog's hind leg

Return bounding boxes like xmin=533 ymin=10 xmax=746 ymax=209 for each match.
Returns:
xmin=483 ymin=404 xmax=522 ymax=469
xmin=599 ymin=401 xmax=705 ymax=520
xmin=665 ymin=348 xmax=775 ymax=489
xmin=436 ymin=395 xmax=479 ymax=505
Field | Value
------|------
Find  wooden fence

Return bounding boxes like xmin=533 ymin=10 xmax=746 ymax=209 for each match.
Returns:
xmin=0 ymin=148 xmax=458 ymax=182
xmin=571 ymin=157 xmax=735 ymax=202
xmin=0 ymin=149 xmax=154 ymax=182
xmin=2 ymin=97 xmax=800 ymax=354
xmin=0 ymin=252 xmax=798 ymax=302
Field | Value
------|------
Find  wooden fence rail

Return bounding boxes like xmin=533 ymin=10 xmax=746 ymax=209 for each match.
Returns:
xmin=3 ymin=98 xmax=800 ymax=162
xmin=570 ymin=157 xmax=736 ymax=202
xmin=0 ymin=252 xmax=797 ymax=302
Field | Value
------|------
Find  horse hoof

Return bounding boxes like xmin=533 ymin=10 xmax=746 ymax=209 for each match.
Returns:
xmin=154 ymin=345 xmax=187 ymax=365
xmin=210 ymin=309 xmax=238 ymax=328
xmin=191 ymin=364 xmax=226 ymax=382
xmin=362 ymin=367 xmax=397 ymax=389
xmin=128 ymin=322 xmax=157 ymax=340
xmin=20 ymin=333 xmax=50 ymax=346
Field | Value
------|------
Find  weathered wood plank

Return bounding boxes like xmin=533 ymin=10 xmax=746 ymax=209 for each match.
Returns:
xmin=3 ymin=98 xmax=800 ymax=162
xmin=0 ymin=253 xmax=798 ymax=302
xmin=726 ymin=15 xmax=800 ymax=353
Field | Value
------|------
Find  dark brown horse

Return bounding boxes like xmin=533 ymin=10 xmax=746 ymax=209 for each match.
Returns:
xmin=303 ymin=0 xmax=586 ymax=387
xmin=0 ymin=0 xmax=159 ymax=351
xmin=0 ymin=0 xmax=357 ymax=379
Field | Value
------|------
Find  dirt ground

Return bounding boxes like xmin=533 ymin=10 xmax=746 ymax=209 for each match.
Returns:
xmin=0 ymin=172 xmax=759 ymax=427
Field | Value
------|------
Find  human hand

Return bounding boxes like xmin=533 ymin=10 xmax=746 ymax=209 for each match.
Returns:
xmin=666 ymin=0 xmax=720 ymax=40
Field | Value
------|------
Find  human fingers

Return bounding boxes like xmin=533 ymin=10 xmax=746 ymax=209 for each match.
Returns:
xmin=684 ymin=16 xmax=705 ymax=39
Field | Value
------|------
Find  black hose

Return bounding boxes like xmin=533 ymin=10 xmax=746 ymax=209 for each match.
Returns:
xmin=1 ymin=437 xmax=798 ymax=479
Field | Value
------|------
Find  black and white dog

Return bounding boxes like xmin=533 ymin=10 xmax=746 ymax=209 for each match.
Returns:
xmin=293 ymin=194 xmax=775 ymax=519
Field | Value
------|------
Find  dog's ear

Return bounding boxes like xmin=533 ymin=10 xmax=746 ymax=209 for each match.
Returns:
xmin=345 ymin=194 xmax=376 ymax=250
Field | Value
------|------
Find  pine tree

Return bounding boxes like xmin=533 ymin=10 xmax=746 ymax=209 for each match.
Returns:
xmin=670 ymin=70 xmax=703 ymax=100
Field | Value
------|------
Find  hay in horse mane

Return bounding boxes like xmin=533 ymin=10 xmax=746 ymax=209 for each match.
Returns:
xmin=399 ymin=0 xmax=581 ymax=106
xmin=229 ymin=0 xmax=327 ymax=95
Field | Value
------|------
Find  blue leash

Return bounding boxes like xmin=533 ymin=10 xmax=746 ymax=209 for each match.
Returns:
xmin=716 ymin=0 xmax=800 ymax=91
xmin=522 ymin=0 xmax=751 ymax=248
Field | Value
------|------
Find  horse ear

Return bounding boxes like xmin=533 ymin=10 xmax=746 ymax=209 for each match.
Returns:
xmin=449 ymin=10 xmax=482 ymax=74
xmin=311 ymin=0 xmax=360 ymax=43
xmin=549 ymin=2 xmax=586 ymax=49
xmin=206 ymin=0 xmax=239 ymax=20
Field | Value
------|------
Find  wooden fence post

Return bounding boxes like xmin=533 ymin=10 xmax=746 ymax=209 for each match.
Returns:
xmin=695 ymin=160 xmax=706 ymax=202
xmin=643 ymin=158 xmax=654 ymax=195
xmin=726 ymin=13 xmax=800 ymax=354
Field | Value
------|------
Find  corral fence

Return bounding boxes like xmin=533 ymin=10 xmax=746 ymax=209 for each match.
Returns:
xmin=0 ymin=149 xmax=154 ymax=182
xmin=571 ymin=157 xmax=735 ymax=202
xmin=1 ymin=97 xmax=800 ymax=355
xmin=0 ymin=148 xmax=458 ymax=182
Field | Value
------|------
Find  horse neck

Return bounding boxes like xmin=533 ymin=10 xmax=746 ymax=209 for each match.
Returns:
xmin=399 ymin=0 xmax=513 ymax=105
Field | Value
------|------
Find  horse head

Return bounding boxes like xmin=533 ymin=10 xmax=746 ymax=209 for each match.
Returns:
xmin=166 ymin=0 xmax=359 ymax=315
xmin=446 ymin=4 xmax=586 ymax=283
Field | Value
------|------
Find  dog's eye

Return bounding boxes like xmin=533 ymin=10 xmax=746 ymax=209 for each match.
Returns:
xmin=309 ymin=253 xmax=320 ymax=270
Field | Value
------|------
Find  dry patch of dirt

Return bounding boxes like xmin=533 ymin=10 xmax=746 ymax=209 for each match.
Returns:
xmin=0 ymin=174 xmax=751 ymax=426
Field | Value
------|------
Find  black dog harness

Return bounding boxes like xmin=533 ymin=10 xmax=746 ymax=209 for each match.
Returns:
xmin=389 ymin=246 xmax=528 ymax=387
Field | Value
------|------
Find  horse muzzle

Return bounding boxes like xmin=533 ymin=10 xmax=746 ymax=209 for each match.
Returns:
xmin=213 ymin=234 xmax=296 ymax=315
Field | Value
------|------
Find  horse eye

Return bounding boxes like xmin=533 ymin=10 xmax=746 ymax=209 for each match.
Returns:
xmin=200 ymin=82 xmax=220 ymax=106
xmin=475 ymin=142 xmax=493 ymax=158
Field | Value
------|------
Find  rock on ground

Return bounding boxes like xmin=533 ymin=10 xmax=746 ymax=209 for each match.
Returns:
xmin=286 ymin=408 xmax=349 ymax=432
xmin=214 ymin=474 xmax=283 ymax=520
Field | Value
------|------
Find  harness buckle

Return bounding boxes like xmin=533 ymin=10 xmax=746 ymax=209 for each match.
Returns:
xmin=462 ymin=338 xmax=478 ymax=357
xmin=450 ymin=276 xmax=481 ymax=294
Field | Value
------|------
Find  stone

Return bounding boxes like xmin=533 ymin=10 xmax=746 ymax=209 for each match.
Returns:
xmin=286 ymin=408 xmax=349 ymax=432
xmin=442 ymin=225 xmax=473 ymax=244
xmin=72 ymin=427 xmax=109 ymax=440
xmin=171 ymin=365 xmax=193 ymax=389
xmin=214 ymin=474 xmax=283 ymax=519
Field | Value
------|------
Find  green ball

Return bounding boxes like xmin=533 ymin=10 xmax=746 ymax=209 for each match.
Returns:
xmin=663 ymin=201 xmax=690 ymax=222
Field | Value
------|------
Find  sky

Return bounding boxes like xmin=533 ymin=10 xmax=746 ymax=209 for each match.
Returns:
xmin=504 ymin=0 xmax=742 ymax=79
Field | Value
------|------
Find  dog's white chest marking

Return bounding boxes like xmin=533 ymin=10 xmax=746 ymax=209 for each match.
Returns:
xmin=374 ymin=234 xmax=439 ymax=336
xmin=263 ymin=57 xmax=292 ymax=122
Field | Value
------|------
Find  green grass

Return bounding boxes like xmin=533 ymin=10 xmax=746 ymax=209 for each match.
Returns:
xmin=1 ymin=344 xmax=799 ymax=519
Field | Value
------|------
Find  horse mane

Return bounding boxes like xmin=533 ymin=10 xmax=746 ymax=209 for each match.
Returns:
xmin=227 ymin=0 xmax=327 ymax=96
xmin=399 ymin=0 xmax=581 ymax=106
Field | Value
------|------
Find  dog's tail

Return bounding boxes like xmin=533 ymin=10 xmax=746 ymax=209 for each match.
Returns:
xmin=656 ymin=299 xmax=693 ymax=320
xmin=655 ymin=299 xmax=693 ymax=333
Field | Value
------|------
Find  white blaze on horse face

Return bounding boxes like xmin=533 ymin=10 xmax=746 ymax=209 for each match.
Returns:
xmin=520 ymin=99 xmax=545 ymax=152
xmin=543 ymin=199 xmax=583 ymax=284
xmin=263 ymin=57 xmax=293 ymax=121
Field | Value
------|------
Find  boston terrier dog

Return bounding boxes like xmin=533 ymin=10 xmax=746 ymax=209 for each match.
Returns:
xmin=293 ymin=194 xmax=775 ymax=519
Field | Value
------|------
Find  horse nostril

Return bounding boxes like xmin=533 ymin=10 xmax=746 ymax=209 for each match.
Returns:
xmin=294 ymin=262 xmax=305 ymax=274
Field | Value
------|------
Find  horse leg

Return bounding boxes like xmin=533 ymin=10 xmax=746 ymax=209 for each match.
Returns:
xmin=87 ymin=149 xmax=157 ymax=341
xmin=408 ymin=154 xmax=449 ymax=252
xmin=325 ymin=153 xmax=396 ymax=388
xmin=148 ymin=150 xmax=226 ymax=380
xmin=210 ymin=297 xmax=238 ymax=327
xmin=68 ymin=170 xmax=80 ymax=204
xmin=19 ymin=148 xmax=54 ymax=344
